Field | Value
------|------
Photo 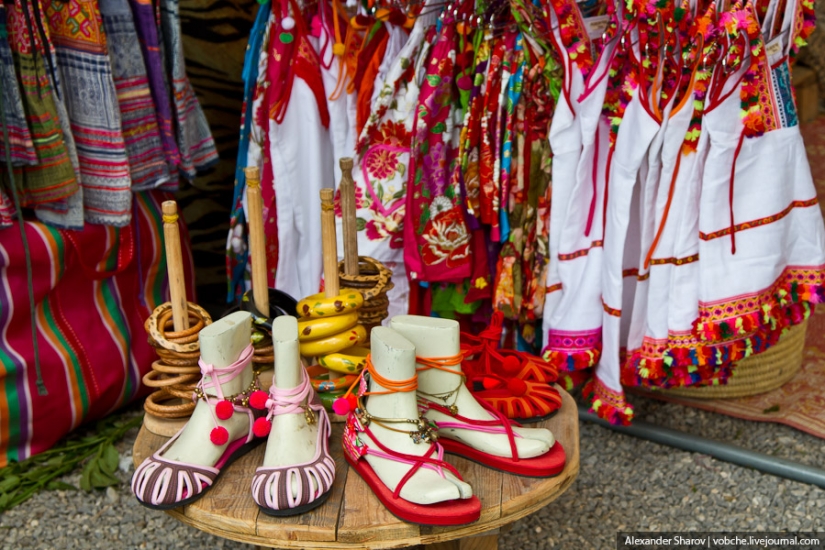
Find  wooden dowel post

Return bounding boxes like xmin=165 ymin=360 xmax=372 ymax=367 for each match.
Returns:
xmin=339 ymin=158 xmax=360 ymax=277
xmin=320 ymin=188 xmax=339 ymax=299
xmin=161 ymin=201 xmax=189 ymax=332
xmin=320 ymin=188 xmax=341 ymax=379
xmin=245 ymin=167 xmax=270 ymax=316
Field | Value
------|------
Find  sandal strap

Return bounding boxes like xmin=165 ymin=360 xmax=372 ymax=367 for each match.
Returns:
xmin=262 ymin=367 xmax=315 ymax=419
xmin=422 ymin=400 xmax=522 ymax=461
xmin=344 ymin=416 xmax=463 ymax=499
xmin=197 ymin=344 xmax=255 ymax=400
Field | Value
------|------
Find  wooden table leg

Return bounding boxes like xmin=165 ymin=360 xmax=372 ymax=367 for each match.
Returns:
xmin=425 ymin=533 xmax=499 ymax=550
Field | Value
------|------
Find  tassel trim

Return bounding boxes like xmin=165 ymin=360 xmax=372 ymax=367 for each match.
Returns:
xmin=622 ymin=275 xmax=822 ymax=389
xmin=583 ymin=377 xmax=634 ymax=426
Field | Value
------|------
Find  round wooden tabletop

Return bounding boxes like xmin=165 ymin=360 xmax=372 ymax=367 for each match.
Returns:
xmin=132 ymin=387 xmax=580 ymax=549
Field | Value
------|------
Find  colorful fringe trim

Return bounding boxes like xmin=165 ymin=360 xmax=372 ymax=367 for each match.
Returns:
xmin=583 ymin=376 xmax=634 ymax=426
xmin=622 ymin=275 xmax=823 ymax=389
xmin=542 ymin=329 xmax=602 ymax=371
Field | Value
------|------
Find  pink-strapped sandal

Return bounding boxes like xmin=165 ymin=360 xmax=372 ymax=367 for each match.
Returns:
xmin=132 ymin=345 xmax=264 ymax=510
xmin=343 ymin=403 xmax=482 ymax=526
xmin=250 ymin=369 xmax=336 ymax=516
xmin=339 ymin=365 xmax=481 ymax=527
xmin=416 ymin=353 xmax=566 ymax=478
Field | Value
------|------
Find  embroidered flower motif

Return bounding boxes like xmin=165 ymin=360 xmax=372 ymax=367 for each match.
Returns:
xmin=365 ymin=206 xmax=404 ymax=249
xmin=367 ymin=120 xmax=411 ymax=148
xmin=422 ymin=142 xmax=447 ymax=188
xmin=421 ymin=204 xmax=471 ymax=267
xmin=365 ymin=147 xmax=399 ymax=180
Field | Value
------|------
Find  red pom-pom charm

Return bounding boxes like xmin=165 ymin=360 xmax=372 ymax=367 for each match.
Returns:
xmin=332 ymin=397 xmax=351 ymax=416
xmin=501 ymin=355 xmax=522 ymax=375
xmin=253 ymin=417 xmax=272 ymax=438
xmin=507 ymin=378 xmax=528 ymax=397
xmin=215 ymin=400 xmax=234 ymax=420
xmin=210 ymin=426 xmax=229 ymax=446
xmin=249 ymin=390 xmax=269 ymax=410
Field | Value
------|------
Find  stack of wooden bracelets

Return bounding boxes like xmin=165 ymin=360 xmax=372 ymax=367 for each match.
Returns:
xmin=337 ymin=256 xmax=393 ymax=340
xmin=297 ymin=290 xmax=369 ymax=410
xmin=142 ymin=302 xmax=213 ymax=419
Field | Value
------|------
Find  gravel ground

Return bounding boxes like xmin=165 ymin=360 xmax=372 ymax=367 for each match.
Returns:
xmin=1 ymin=395 xmax=823 ymax=550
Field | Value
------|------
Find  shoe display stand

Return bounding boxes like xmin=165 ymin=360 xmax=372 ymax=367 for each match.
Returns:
xmin=132 ymin=387 xmax=579 ymax=550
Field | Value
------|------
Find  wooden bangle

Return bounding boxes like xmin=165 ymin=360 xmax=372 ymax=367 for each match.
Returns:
xmin=297 ymin=311 xmax=359 ymax=341
xmin=150 ymin=360 xmax=201 ymax=375
xmin=299 ymin=325 xmax=367 ymax=357
xmin=317 ymin=345 xmax=370 ymax=374
xmin=144 ymin=389 xmax=195 ymax=418
xmin=142 ymin=369 xmax=199 ymax=388
xmin=146 ymin=302 xmax=212 ymax=353
xmin=297 ymin=291 xmax=364 ymax=320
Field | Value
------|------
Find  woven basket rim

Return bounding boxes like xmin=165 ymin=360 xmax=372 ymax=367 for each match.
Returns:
xmin=660 ymin=318 xmax=808 ymax=399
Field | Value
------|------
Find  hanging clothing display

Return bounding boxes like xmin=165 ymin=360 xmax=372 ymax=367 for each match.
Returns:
xmin=228 ymin=0 xmax=824 ymax=424
xmin=0 ymin=0 xmax=217 ymax=229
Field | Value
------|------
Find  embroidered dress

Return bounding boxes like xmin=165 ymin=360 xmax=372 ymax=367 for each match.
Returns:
xmin=405 ymin=19 xmax=473 ymax=284
xmin=129 ymin=0 xmax=179 ymax=170
xmin=99 ymin=0 xmax=169 ymax=191
xmin=695 ymin=0 xmax=825 ymax=371
xmin=158 ymin=0 xmax=219 ymax=179
xmin=34 ymin=51 xmax=85 ymax=229
xmin=590 ymin=25 xmax=662 ymax=424
xmin=0 ymin=3 xmax=36 ymax=166
xmin=333 ymin=7 xmax=437 ymax=318
xmin=542 ymin=1 xmax=590 ymax=323
xmin=268 ymin=4 xmax=333 ymax=299
xmin=5 ymin=0 xmax=78 ymax=207
xmin=246 ymin=10 xmax=276 ymax=289
xmin=542 ymin=30 xmax=620 ymax=375
xmin=45 ymin=0 xmax=133 ymax=226
xmin=624 ymin=12 xmax=718 ymax=389
xmin=226 ymin=2 xmax=271 ymax=302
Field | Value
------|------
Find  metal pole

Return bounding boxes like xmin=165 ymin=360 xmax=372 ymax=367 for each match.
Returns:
xmin=579 ymin=406 xmax=825 ymax=489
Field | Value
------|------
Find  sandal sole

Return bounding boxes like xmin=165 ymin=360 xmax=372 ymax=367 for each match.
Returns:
xmin=439 ymin=439 xmax=567 ymax=478
xmin=257 ymin=487 xmax=333 ymax=517
xmin=136 ymin=437 xmax=264 ymax=511
xmin=344 ymin=453 xmax=481 ymax=526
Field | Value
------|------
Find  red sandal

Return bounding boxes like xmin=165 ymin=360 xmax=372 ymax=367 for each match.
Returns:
xmin=338 ymin=359 xmax=481 ymax=526
xmin=461 ymin=312 xmax=562 ymax=422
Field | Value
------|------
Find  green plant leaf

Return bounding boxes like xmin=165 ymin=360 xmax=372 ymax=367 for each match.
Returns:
xmin=0 ymin=475 xmax=20 ymax=492
xmin=89 ymin=462 xmax=119 ymax=488
xmin=80 ymin=462 xmax=93 ymax=492
xmin=46 ymin=481 xmax=77 ymax=491
xmin=355 ymin=217 xmax=366 ymax=231
xmin=101 ymin=444 xmax=119 ymax=476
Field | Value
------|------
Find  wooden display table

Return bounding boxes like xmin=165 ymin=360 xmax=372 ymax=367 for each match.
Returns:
xmin=132 ymin=388 xmax=579 ymax=550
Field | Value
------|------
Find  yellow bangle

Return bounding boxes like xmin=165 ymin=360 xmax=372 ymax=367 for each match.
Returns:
xmin=299 ymin=325 xmax=367 ymax=357
xmin=297 ymin=311 xmax=359 ymax=341
xmin=318 ymin=346 xmax=370 ymax=374
xmin=297 ymin=291 xmax=364 ymax=319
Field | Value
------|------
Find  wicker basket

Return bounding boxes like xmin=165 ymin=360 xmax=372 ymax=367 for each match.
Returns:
xmin=662 ymin=318 xmax=808 ymax=399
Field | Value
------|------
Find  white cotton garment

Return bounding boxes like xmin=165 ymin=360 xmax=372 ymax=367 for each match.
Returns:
xmin=270 ymin=75 xmax=335 ymax=300
xmin=315 ymin=25 xmax=355 ymax=189
xmin=542 ymin=32 xmax=619 ymax=367
xmin=542 ymin=6 xmax=587 ymax=331
xmin=596 ymin=45 xmax=662 ymax=399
